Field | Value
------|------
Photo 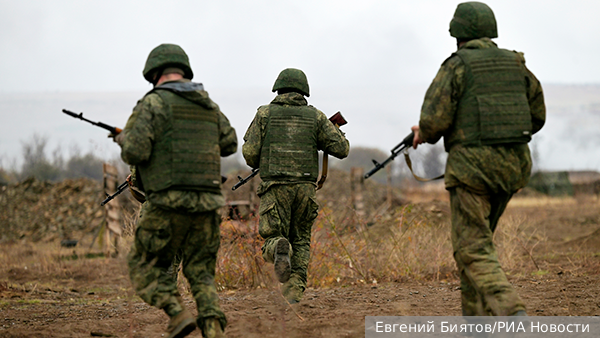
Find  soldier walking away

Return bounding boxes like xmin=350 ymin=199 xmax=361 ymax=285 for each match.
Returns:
xmin=411 ymin=2 xmax=545 ymax=317
xmin=114 ymin=44 xmax=237 ymax=338
xmin=242 ymin=68 xmax=349 ymax=304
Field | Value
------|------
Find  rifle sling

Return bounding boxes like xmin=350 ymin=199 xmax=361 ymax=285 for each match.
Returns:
xmin=403 ymin=152 xmax=444 ymax=182
xmin=129 ymin=187 xmax=146 ymax=204
xmin=316 ymin=153 xmax=328 ymax=190
xmin=316 ymin=119 xmax=346 ymax=190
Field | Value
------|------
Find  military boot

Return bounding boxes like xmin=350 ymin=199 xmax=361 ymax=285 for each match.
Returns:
xmin=273 ymin=238 xmax=291 ymax=283
xmin=282 ymin=279 xmax=304 ymax=304
xmin=166 ymin=307 xmax=196 ymax=338
xmin=202 ymin=317 xmax=225 ymax=338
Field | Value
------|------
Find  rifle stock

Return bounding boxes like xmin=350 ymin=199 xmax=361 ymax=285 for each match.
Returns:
xmin=329 ymin=111 xmax=347 ymax=127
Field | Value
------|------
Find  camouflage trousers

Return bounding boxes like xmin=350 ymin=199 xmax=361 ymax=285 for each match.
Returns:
xmin=258 ymin=183 xmax=319 ymax=301
xmin=127 ymin=201 xmax=226 ymax=330
xmin=138 ymin=202 xmax=181 ymax=281
xmin=450 ymin=186 xmax=525 ymax=316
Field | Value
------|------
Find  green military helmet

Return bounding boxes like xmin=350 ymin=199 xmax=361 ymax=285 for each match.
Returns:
xmin=449 ymin=2 xmax=498 ymax=39
xmin=143 ymin=44 xmax=194 ymax=83
xmin=272 ymin=68 xmax=310 ymax=97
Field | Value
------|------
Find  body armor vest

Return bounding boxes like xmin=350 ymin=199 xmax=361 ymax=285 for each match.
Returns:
xmin=445 ymin=46 xmax=532 ymax=151
xmin=138 ymin=89 xmax=222 ymax=194
xmin=259 ymin=104 xmax=318 ymax=182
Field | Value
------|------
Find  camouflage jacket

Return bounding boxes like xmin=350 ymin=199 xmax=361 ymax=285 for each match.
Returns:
xmin=242 ymin=92 xmax=349 ymax=194
xmin=119 ymin=79 xmax=238 ymax=212
xmin=419 ymin=38 xmax=546 ymax=195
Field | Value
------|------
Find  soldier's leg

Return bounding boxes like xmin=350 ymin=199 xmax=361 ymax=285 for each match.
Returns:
xmin=450 ymin=187 xmax=525 ymax=316
xmin=459 ymin=269 xmax=486 ymax=316
xmin=258 ymin=185 xmax=293 ymax=264
xmin=283 ymin=184 xmax=319 ymax=303
xmin=138 ymin=202 xmax=181 ymax=282
xmin=181 ymin=210 xmax=227 ymax=334
xmin=127 ymin=202 xmax=189 ymax=317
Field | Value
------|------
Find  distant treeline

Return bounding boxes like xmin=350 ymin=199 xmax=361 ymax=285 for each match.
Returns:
xmin=0 ymin=134 xmax=115 ymax=184
xmin=0 ymin=134 xmax=448 ymax=186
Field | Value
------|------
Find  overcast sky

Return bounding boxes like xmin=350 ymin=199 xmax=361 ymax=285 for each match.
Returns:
xmin=1 ymin=0 xmax=599 ymax=171
xmin=1 ymin=0 xmax=599 ymax=92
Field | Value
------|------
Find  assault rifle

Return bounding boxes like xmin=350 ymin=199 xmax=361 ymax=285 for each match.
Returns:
xmin=100 ymin=175 xmax=148 ymax=206
xmin=364 ymin=131 xmax=414 ymax=179
xmin=101 ymin=181 xmax=129 ymax=206
xmin=232 ymin=168 xmax=260 ymax=191
xmin=62 ymin=109 xmax=122 ymax=135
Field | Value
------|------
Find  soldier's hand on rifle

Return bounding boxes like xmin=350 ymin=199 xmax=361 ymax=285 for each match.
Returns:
xmin=109 ymin=131 xmax=126 ymax=145
xmin=126 ymin=174 xmax=133 ymax=187
xmin=411 ymin=125 xmax=424 ymax=149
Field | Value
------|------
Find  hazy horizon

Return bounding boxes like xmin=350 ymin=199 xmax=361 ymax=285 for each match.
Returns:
xmin=1 ymin=83 xmax=599 ymax=173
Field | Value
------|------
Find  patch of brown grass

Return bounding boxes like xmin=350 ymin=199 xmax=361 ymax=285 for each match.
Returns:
xmin=212 ymin=198 xmax=561 ymax=290
xmin=3 ymin=188 xmax=596 ymax=296
xmin=494 ymin=215 xmax=547 ymax=273
xmin=307 ymin=204 xmax=455 ymax=287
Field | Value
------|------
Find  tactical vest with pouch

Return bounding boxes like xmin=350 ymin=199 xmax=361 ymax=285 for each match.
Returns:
xmin=259 ymin=104 xmax=319 ymax=182
xmin=138 ymin=89 xmax=222 ymax=194
xmin=445 ymin=46 xmax=532 ymax=151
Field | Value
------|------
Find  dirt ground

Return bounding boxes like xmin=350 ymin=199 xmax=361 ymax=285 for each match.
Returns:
xmin=1 ymin=195 xmax=599 ymax=338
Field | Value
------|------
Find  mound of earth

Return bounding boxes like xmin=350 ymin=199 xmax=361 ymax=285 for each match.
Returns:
xmin=0 ymin=177 xmax=105 ymax=243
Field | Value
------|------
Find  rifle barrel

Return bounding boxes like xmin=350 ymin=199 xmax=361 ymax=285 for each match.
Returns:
xmin=62 ymin=109 xmax=121 ymax=134
xmin=364 ymin=165 xmax=382 ymax=179
xmin=231 ymin=169 xmax=259 ymax=191
xmin=364 ymin=131 xmax=414 ymax=179
xmin=62 ymin=109 xmax=93 ymax=124
xmin=100 ymin=181 xmax=129 ymax=206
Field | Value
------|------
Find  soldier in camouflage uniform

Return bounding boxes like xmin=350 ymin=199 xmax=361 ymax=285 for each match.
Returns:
xmin=115 ymin=44 xmax=237 ymax=338
xmin=242 ymin=68 xmax=349 ymax=303
xmin=411 ymin=2 xmax=545 ymax=316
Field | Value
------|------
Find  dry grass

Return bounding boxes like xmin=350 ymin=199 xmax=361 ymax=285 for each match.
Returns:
xmin=212 ymin=200 xmax=556 ymax=290
xmin=0 ymin=240 xmax=130 ymax=296
xmin=508 ymin=195 xmax=577 ymax=207
xmin=494 ymin=215 xmax=547 ymax=273
xmin=307 ymin=205 xmax=455 ymax=287
xmin=0 ymin=206 xmax=545 ymax=292
xmin=215 ymin=219 xmax=269 ymax=290
xmin=0 ymin=194 xmax=594 ymax=294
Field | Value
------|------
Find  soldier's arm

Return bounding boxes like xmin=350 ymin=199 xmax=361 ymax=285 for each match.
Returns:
xmin=119 ymin=95 xmax=160 ymax=165
xmin=522 ymin=62 xmax=546 ymax=135
xmin=316 ymin=110 xmax=349 ymax=159
xmin=217 ymin=110 xmax=238 ymax=157
xmin=242 ymin=106 xmax=267 ymax=169
xmin=129 ymin=165 xmax=139 ymax=187
xmin=419 ymin=56 xmax=464 ymax=144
